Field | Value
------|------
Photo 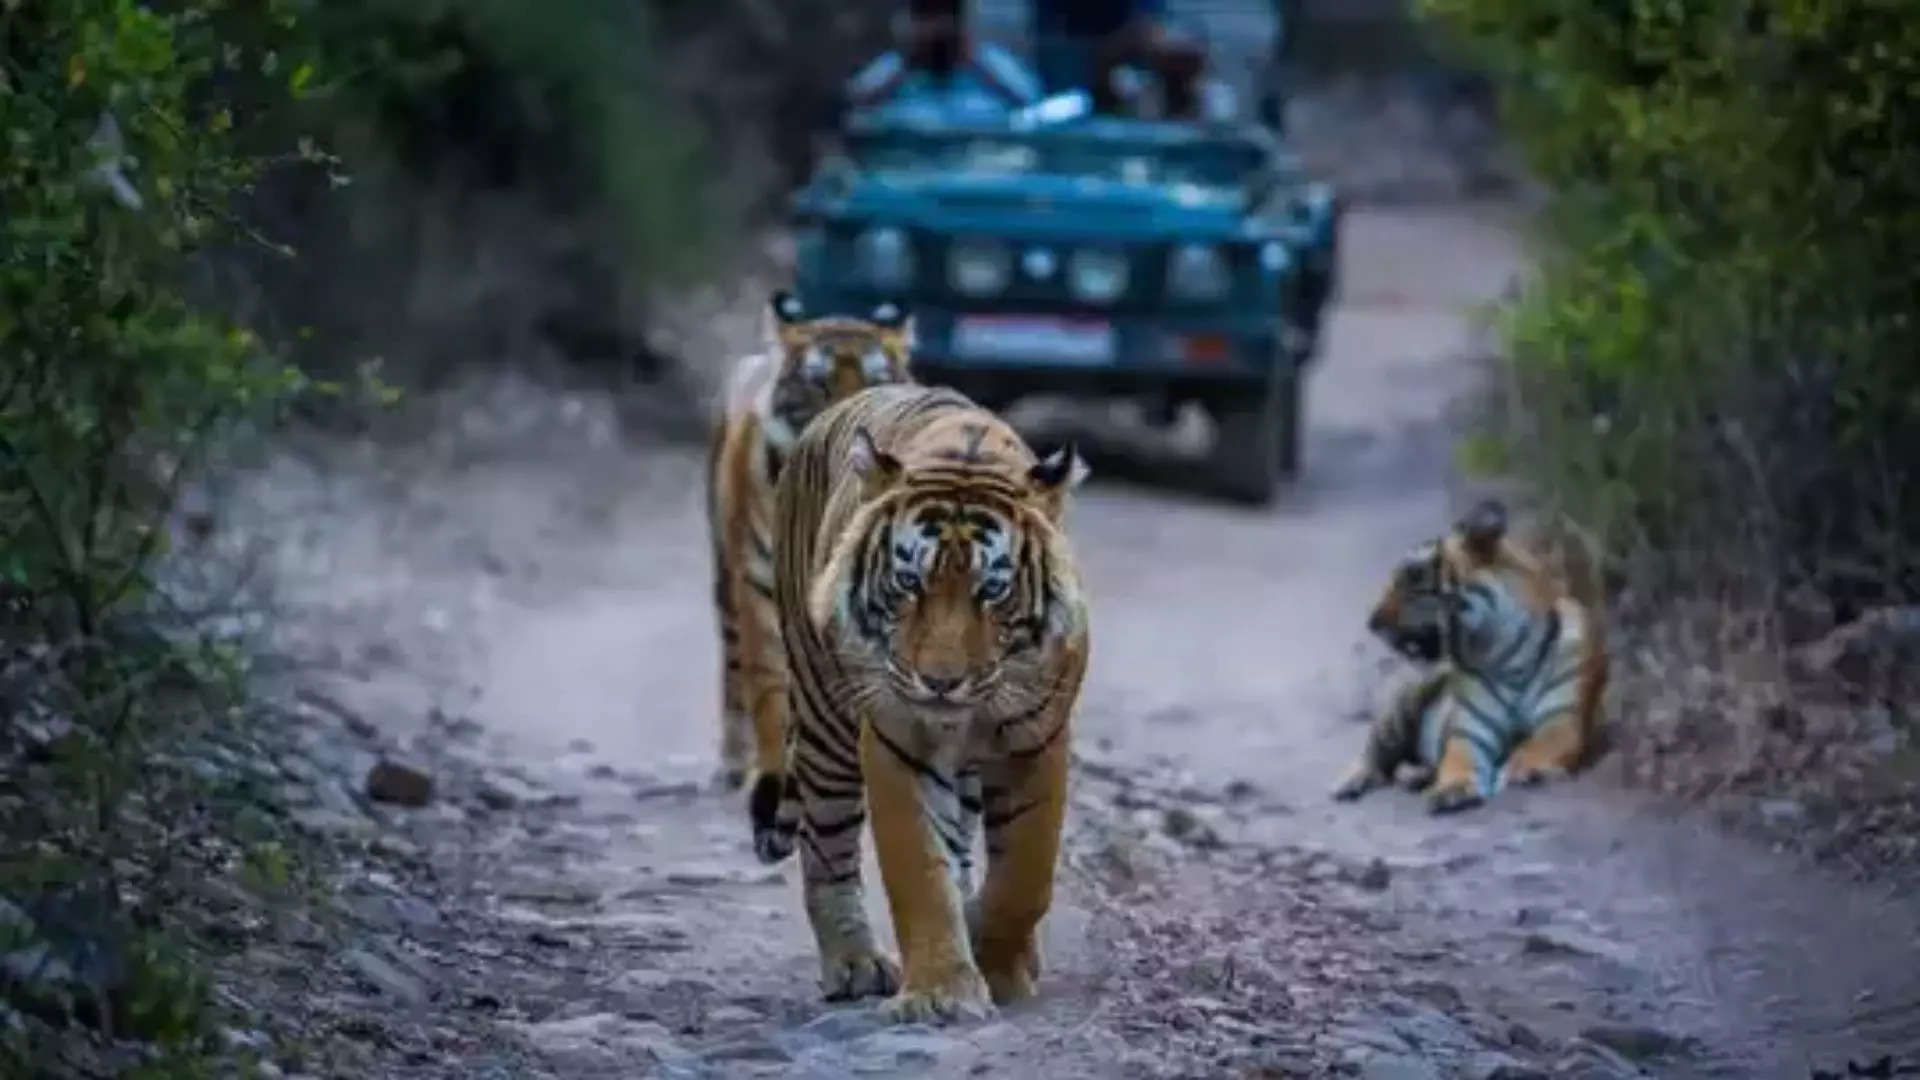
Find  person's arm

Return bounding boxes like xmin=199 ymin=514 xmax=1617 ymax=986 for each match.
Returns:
xmin=974 ymin=42 xmax=1044 ymax=105
xmin=846 ymin=50 xmax=907 ymax=108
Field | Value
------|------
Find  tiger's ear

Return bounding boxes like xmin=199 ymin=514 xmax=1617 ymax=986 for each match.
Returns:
xmin=1458 ymin=498 xmax=1508 ymax=560
xmin=766 ymin=289 xmax=808 ymax=358
xmin=1027 ymin=442 xmax=1089 ymax=517
xmin=870 ymin=299 xmax=917 ymax=359
xmin=771 ymin=289 xmax=807 ymax=324
xmin=849 ymin=426 xmax=903 ymax=495
xmin=868 ymin=298 xmax=908 ymax=329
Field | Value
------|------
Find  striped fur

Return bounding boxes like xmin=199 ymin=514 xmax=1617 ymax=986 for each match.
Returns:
xmin=1334 ymin=499 xmax=1608 ymax=814
xmin=764 ymin=383 xmax=1090 ymax=1021
xmin=706 ymin=292 xmax=915 ymax=800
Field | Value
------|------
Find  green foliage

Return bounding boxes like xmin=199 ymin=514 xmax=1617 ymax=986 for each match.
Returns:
xmin=2 ymin=0 xmax=318 ymax=1058
xmin=1420 ymin=0 xmax=1920 ymax=602
xmin=299 ymin=0 xmax=711 ymax=279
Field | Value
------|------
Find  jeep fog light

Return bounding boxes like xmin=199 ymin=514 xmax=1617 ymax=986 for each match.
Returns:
xmin=855 ymin=226 xmax=914 ymax=290
xmin=1167 ymin=243 xmax=1231 ymax=301
xmin=1067 ymin=248 xmax=1129 ymax=304
xmin=948 ymin=239 xmax=1011 ymax=297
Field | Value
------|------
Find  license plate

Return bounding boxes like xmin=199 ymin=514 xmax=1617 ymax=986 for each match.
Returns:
xmin=952 ymin=316 xmax=1115 ymax=365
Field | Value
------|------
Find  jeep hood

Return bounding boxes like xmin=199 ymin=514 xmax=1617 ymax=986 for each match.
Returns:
xmin=823 ymin=168 xmax=1254 ymax=239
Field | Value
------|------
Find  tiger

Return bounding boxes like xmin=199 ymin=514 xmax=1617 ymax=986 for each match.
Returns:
xmin=758 ymin=382 xmax=1091 ymax=1023
xmin=706 ymin=291 xmax=916 ymax=804
xmin=1333 ymin=498 xmax=1609 ymax=814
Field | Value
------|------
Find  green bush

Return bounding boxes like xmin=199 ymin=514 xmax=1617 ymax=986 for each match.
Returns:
xmin=1421 ymin=0 xmax=1920 ymax=613
xmin=2 ymin=0 xmax=320 ymax=1058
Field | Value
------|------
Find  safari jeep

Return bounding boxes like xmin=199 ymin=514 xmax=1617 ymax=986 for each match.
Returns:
xmin=787 ymin=93 xmax=1341 ymax=505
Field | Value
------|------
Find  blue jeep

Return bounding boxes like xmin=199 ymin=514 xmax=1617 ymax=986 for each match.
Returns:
xmin=790 ymin=42 xmax=1339 ymax=504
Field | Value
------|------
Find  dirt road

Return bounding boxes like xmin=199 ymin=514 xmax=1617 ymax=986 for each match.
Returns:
xmin=235 ymin=205 xmax=1920 ymax=1079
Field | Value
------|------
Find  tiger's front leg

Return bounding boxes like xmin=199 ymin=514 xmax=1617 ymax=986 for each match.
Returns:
xmin=793 ymin=731 xmax=899 ymax=1001
xmin=1426 ymin=698 xmax=1499 ymax=815
xmin=861 ymin=719 xmax=993 ymax=1024
xmin=968 ymin=720 xmax=1070 ymax=1007
xmin=1333 ymin=671 xmax=1444 ymax=802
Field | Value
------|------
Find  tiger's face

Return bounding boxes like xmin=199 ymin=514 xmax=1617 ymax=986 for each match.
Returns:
xmin=1366 ymin=500 xmax=1513 ymax=664
xmin=767 ymin=291 xmax=914 ymax=431
xmin=1367 ymin=539 xmax=1456 ymax=664
xmin=812 ymin=419 xmax=1088 ymax=723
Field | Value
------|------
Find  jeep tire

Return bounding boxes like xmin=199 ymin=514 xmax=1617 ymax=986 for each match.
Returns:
xmin=1207 ymin=375 xmax=1295 ymax=506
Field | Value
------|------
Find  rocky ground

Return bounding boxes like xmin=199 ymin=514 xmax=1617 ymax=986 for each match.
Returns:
xmin=16 ymin=203 xmax=1918 ymax=1079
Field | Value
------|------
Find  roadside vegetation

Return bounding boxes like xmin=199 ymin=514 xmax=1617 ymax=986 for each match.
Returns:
xmin=2 ymin=0 xmax=885 ymax=1071
xmin=1424 ymin=0 xmax=1920 ymax=869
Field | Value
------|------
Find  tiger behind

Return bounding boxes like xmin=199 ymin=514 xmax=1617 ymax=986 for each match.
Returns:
xmin=1334 ymin=499 xmax=1609 ymax=814
xmin=706 ymin=291 xmax=915 ymax=803
xmin=762 ymin=383 xmax=1091 ymax=1022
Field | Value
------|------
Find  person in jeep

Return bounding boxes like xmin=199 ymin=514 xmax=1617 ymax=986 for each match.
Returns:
xmin=844 ymin=0 xmax=1041 ymax=123
xmin=1031 ymin=0 xmax=1237 ymax=123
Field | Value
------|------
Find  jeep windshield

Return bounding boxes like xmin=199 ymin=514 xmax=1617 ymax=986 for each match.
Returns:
xmin=843 ymin=122 xmax=1266 ymax=196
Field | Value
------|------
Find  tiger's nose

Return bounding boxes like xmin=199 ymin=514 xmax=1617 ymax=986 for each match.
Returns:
xmin=1366 ymin=609 xmax=1387 ymax=634
xmin=922 ymin=675 xmax=961 ymax=696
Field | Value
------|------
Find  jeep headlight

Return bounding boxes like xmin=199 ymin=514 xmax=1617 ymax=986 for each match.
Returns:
xmin=1067 ymin=248 xmax=1129 ymax=304
xmin=947 ymin=239 xmax=1011 ymax=297
xmin=854 ymin=226 xmax=914 ymax=290
xmin=1166 ymin=243 xmax=1231 ymax=302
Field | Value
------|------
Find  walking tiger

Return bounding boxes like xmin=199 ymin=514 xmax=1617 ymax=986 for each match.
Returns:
xmin=759 ymin=383 xmax=1091 ymax=1022
xmin=705 ymin=291 xmax=915 ymax=807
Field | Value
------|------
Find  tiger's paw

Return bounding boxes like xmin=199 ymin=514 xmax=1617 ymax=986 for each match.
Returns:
xmin=879 ymin=968 xmax=994 ymax=1024
xmin=819 ymin=946 xmax=900 ymax=1002
xmin=979 ymin=943 xmax=1041 ymax=1006
xmin=1502 ymin=761 xmax=1568 ymax=788
xmin=1397 ymin=764 xmax=1437 ymax=792
xmin=1425 ymin=782 xmax=1484 ymax=815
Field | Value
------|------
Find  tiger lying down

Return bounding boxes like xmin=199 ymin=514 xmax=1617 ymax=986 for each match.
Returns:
xmin=1335 ymin=499 xmax=1609 ymax=814
xmin=757 ymin=383 xmax=1091 ymax=1022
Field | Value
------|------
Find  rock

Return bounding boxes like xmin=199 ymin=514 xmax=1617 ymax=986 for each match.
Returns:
xmin=634 ymin=781 xmax=701 ymax=801
xmin=707 ymin=1003 xmax=764 ymax=1024
xmin=1397 ymin=979 xmax=1464 ymax=1013
xmin=801 ymin=1006 xmax=887 ymax=1042
xmin=703 ymin=1037 xmax=792 ymax=1063
xmin=476 ymin=771 xmax=544 ymax=810
xmin=1521 ymin=933 xmax=1589 ymax=958
xmin=1472 ymin=1055 xmax=1549 ymax=1080
xmin=342 ymin=947 xmax=429 ymax=1005
xmin=1356 ymin=857 xmax=1392 ymax=891
xmin=1160 ymin=806 xmax=1223 ymax=849
xmin=844 ymin=1025 xmax=968 ymax=1072
xmin=1505 ymin=1022 xmax=1545 ymax=1051
xmin=1757 ymin=798 xmax=1807 ymax=829
xmin=665 ymin=864 xmax=735 ymax=888
xmin=517 ymin=1013 xmax=692 ymax=1066
xmin=290 ymin=807 xmax=373 ymax=839
xmin=350 ymin=893 xmax=442 ymax=932
xmin=1577 ymin=1023 xmax=1698 ymax=1061
xmin=365 ymin=760 xmax=433 ymax=807
xmin=1551 ymin=1038 xmax=1647 ymax=1078
xmin=1351 ymin=1052 xmax=1444 ymax=1080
